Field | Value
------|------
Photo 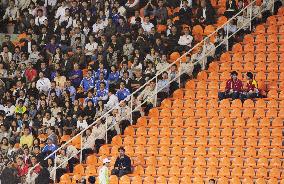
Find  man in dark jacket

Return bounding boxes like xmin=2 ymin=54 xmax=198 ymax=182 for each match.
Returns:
xmin=111 ymin=147 xmax=132 ymax=177
xmin=35 ymin=161 xmax=50 ymax=184
xmin=0 ymin=160 xmax=20 ymax=184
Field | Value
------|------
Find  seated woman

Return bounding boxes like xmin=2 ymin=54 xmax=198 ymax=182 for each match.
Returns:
xmin=240 ymin=72 xmax=259 ymax=100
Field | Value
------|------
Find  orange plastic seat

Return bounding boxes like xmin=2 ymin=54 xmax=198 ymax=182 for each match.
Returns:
xmin=192 ymin=25 xmax=203 ymax=36
xmin=109 ymin=175 xmax=118 ymax=184
xmin=208 ymin=137 xmax=220 ymax=146
xmin=231 ymin=167 xmax=243 ymax=177
xmin=193 ymin=166 xmax=205 ymax=176
xmin=169 ymin=165 xmax=181 ymax=176
xmin=218 ymin=177 xmax=229 ymax=184
xmin=181 ymin=166 xmax=192 ymax=176
xmin=269 ymin=157 xmax=282 ymax=168
xmin=218 ymin=166 xmax=230 ymax=177
xmin=207 ymin=156 xmax=219 ymax=166
xmin=172 ymin=99 xmax=183 ymax=108
xmin=232 ymin=157 xmax=243 ymax=167
xmin=255 ymin=34 xmax=266 ymax=43
xmin=160 ymin=127 xmax=171 ymax=136
xmin=222 ymin=117 xmax=233 ymax=127
xmin=243 ymin=62 xmax=255 ymax=72
xmin=271 ymin=137 xmax=282 ymax=147
xmin=183 ymin=146 xmax=194 ymax=156
xmin=220 ymin=147 xmax=231 ymax=156
xmin=182 ymin=155 xmax=193 ymax=166
xmin=171 ymin=136 xmax=183 ymax=146
xmin=257 ymin=147 xmax=269 ymax=158
xmin=268 ymin=178 xmax=278 ymax=184
xmin=183 ymin=127 xmax=195 ymax=136
xmin=143 ymin=176 xmax=155 ymax=184
xmin=183 ymin=108 xmax=195 ymax=117
xmin=258 ymin=137 xmax=270 ymax=147
xmin=119 ymin=175 xmax=130 ymax=184
xmin=171 ymin=146 xmax=182 ymax=155
xmin=270 ymin=147 xmax=282 ymax=157
xmin=243 ymin=167 xmax=255 ymax=177
xmin=136 ymin=136 xmax=146 ymax=145
xmin=159 ymin=146 xmax=170 ymax=156
xmin=145 ymin=165 xmax=156 ymax=176
xmin=233 ymin=146 xmax=244 ymax=157
xmin=209 ymin=117 xmax=221 ymax=127
xmin=255 ymin=25 xmax=266 ymax=34
xmin=170 ymin=156 xmax=181 ymax=166
xmin=256 ymin=43 xmax=266 ymax=53
xmin=168 ymin=176 xmax=179 ymax=184
xmin=259 ymin=127 xmax=270 ymax=137
xmin=148 ymin=117 xmax=159 ymax=127
xmin=157 ymin=166 xmax=168 ymax=176
xmin=219 ymin=157 xmax=231 ymax=167
xmin=147 ymin=137 xmax=158 ymax=146
xmin=147 ymin=126 xmax=159 ymax=136
xmin=234 ymin=137 xmax=244 ymax=146
xmin=134 ymin=145 xmax=145 ymax=155
xmin=256 ymin=178 xmax=266 ymax=184
xmin=257 ymin=158 xmax=268 ymax=167
xmin=172 ymin=108 xmax=183 ymax=117
xmin=256 ymin=167 xmax=268 ymax=178
xmin=73 ymin=164 xmax=84 ymax=175
xmin=234 ymin=117 xmax=245 ymax=127
xmin=136 ymin=127 xmax=147 ymax=136
xmin=132 ymin=176 xmax=142 ymax=184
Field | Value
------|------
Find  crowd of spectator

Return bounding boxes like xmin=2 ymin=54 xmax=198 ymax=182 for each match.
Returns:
xmin=0 ymin=0 xmax=280 ymax=183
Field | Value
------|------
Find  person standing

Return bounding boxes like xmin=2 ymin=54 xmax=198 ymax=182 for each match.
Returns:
xmin=99 ymin=158 xmax=110 ymax=184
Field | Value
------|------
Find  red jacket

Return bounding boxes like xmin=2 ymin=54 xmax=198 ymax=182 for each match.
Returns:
xmin=225 ymin=79 xmax=243 ymax=93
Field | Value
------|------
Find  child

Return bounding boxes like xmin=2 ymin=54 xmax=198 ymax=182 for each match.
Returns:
xmin=99 ymin=158 xmax=110 ymax=184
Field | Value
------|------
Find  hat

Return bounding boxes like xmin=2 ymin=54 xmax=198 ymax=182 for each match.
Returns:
xmin=103 ymin=158 xmax=111 ymax=164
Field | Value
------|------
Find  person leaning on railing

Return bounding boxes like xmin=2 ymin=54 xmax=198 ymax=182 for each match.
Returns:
xmin=137 ymin=80 xmax=156 ymax=116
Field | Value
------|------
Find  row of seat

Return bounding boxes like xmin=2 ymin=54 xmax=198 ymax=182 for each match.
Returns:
xmin=86 ymin=154 xmax=283 ymax=168
xmin=148 ymin=107 xmax=284 ymax=118
xmin=60 ymin=173 xmax=284 ymax=184
xmin=220 ymin=52 xmax=284 ymax=62
xmin=161 ymin=98 xmax=283 ymax=108
xmin=218 ymin=62 xmax=284 ymax=72
xmin=135 ymin=117 xmax=283 ymax=128
xmin=131 ymin=126 xmax=283 ymax=137
xmin=109 ymin=140 xmax=283 ymax=155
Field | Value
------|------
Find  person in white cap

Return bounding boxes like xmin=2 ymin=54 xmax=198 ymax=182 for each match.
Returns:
xmin=99 ymin=158 xmax=110 ymax=184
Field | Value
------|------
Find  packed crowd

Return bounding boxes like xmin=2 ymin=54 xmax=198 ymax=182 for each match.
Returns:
xmin=0 ymin=0 xmax=280 ymax=183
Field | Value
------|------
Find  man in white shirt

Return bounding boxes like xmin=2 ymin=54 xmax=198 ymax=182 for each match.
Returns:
xmin=105 ymin=88 xmax=119 ymax=111
xmin=3 ymin=100 xmax=15 ymax=118
xmin=76 ymin=114 xmax=88 ymax=130
xmin=118 ymin=100 xmax=131 ymax=134
xmin=55 ymin=0 xmax=68 ymax=19
xmin=36 ymin=71 xmax=51 ymax=94
xmin=178 ymin=27 xmax=194 ymax=51
xmin=156 ymin=54 xmax=170 ymax=74
xmin=35 ymin=9 xmax=47 ymax=26
xmin=44 ymin=0 xmax=57 ymax=8
xmin=42 ymin=111 xmax=56 ymax=127
xmin=130 ymin=10 xmax=143 ymax=25
xmin=125 ymin=0 xmax=139 ymax=9
xmin=59 ymin=8 xmax=73 ymax=29
xmin=141 ymin=16 xmax=154 ymax=33
xmin=92 ymin=120 xmax=106 ymax=152
xmin=92 ymin=17 xmax=106 ymax=34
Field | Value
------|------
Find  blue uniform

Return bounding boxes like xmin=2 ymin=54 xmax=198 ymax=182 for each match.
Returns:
xmin=84 ymin=96 xmax=98 ymax=106
xmin=95 ymin=68 xmax=108 ymax=79
xmin=95 ymin=80 xmax=109 ymax=90
xmin=96 ymin=89 xmax=109 ymax=101
xmin=42 ymin=144 xmax=57 ymax=158
xmin=80 ymin=76 xmax=95 ymax=92
xmin=116 ymin=88 xmax=130 ymax=101
xmin=108 ymin=71 xmax=119 ymax=84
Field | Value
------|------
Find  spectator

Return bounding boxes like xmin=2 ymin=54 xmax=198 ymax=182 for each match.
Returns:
xmin=138 ymin=80 xmax=156 ymax=115
xmin=218 ymin=71 xmax=243 ymax=100
xmin=178 ymin=26 xmax=194 ymax=52
xmin=36 ymin=71 xmax=51 ymax=94
xmin=99 ymin=158 xmax=110 ymax=184
xmin=106 ymin=108 xmax=121 ymax=142
xmin=42 ymin=138 xmax=57 ymax=159
xmin=196 ymin=0 xmax=216 ymax=25
xmin=240 ymin=72 xmax=259 ymax=100
xmin=116 ymin=81 xmax=131 ymax=102
xmin=111 ymin=146 xmax=132 ymax=177
xmin=16 ymin=156 xmax=29 ymax=182
xmin=19 ymin=127 xmax=33 ymax=148
xmin=225 ymin=0 xmax=238 ymax=18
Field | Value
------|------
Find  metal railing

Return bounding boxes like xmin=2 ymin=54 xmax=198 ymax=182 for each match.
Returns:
xmin=27 ymin=0 xmax=275 ymax=182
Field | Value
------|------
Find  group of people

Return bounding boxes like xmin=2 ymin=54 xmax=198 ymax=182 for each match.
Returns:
xmin=218 ymin=71 xmax=261 ymax=101
xmin=0 ymin=0 xmax=281 ymax=183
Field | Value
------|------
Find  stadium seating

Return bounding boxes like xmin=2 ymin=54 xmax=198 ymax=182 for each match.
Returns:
xmin=60 ymin=7 xmax=284 ymax=184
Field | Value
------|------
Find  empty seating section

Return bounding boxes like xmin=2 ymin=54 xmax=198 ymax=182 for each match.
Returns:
xmin=61 ymin=8 xmax=284 ymax=184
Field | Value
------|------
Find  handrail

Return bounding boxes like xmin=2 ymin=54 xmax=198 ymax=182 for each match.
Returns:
xmin=27 ymin=0 xmax=274 ymax=182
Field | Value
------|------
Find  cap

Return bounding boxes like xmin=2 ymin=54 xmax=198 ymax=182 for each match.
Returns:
xmin=103 ymin=158 xmax=111 ymax=164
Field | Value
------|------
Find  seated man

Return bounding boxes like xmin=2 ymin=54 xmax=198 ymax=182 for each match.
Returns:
xmin=111 ymin=147 xmax=132 ymax=177
xmin=218 ymin=71 xmax=243 ymax=100
xmin=240 ymin=72 xmax=259 ymax=100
